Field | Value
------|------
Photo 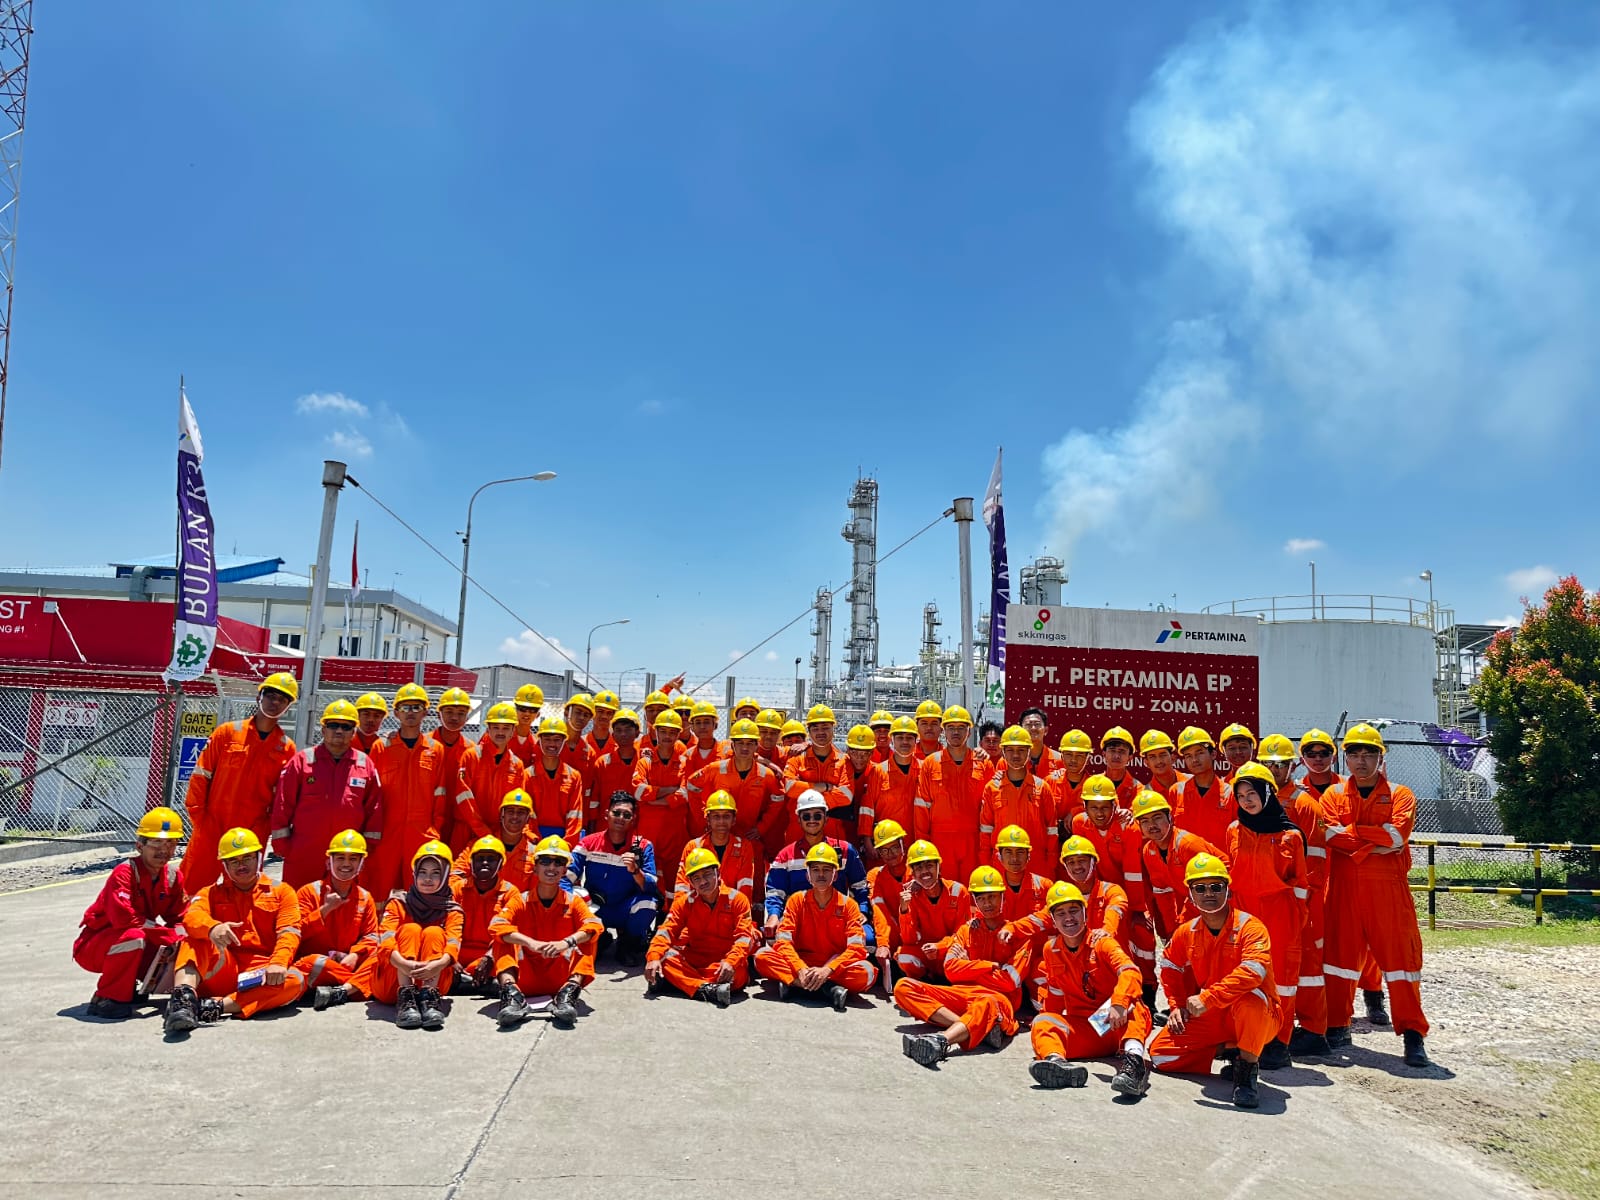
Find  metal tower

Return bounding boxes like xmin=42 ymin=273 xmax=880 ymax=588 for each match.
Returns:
xmin=0 ymin=1 xmax=29 ymax=472
xmin=841 ymin=476 xmax=879 ymax=682
xmin=1019 ymin=555 xmax=1067 ymax=606
xmin=809 ymin=586 xmax=833 ymax=700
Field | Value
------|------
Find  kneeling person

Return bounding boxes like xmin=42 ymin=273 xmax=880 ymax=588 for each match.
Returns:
xmin=569 ymin=792 xmax=659 ymax=967
xmin=491 ymin=835 xmax=603 ymax=1027
xmin=753 ymin=843 xmax=876 ymax=1010
xmin=645 ymin=847 xmax=759 ymax=1007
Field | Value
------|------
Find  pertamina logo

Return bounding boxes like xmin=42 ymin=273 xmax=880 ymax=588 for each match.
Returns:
xmin=1156 ymin=621 xmax=1183 ymax=644
xmin=1156 ymin=620 xmax=1246 ymax=647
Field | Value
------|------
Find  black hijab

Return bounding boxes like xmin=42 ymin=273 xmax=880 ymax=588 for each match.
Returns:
xmin=403 ymin=853 xmax=461 ymax=924
xmin=1234 ymin=778 xmax=1301 ymax=839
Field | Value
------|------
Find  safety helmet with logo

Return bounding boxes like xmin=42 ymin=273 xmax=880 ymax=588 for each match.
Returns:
xmin=845 ymin=724 xmax=876 ymax=751
xmin=470 ymin=835 xmax=507 ymax=860
xmin=968 ymin=865 xmax=1006 ymax=894
xmin=501 ymin=787 xmax=534 ymax=810
xmin=672 ymin=695 xmax=695 ymax=715
xmin=411 ymin=839 xmax=453 ymax=869
xmin=729 ymin=718 xmax=760 ymax=740
xmin=643 ymin=690 xmax=671 ymax=708
xmin=218 ymin=827 xmax=263 ymax=861
xmin=514 ymin=684 xmax=546 ymax=708
xmin=1058 ymin=729 xmax=1093 ymax=753
xmin=592 ymin=690 xmax=621 ymax=712
xmin=1139 ymin=729 xmax=1175 ymax=755
xmin=915 ymin=699 xmax=944 ymax=721
xmin=326 ymin=829 xmax=368 ymax=857
xmin=873 ymin=819 xmax=908 ymax=849
xmin=258 ymin=671 xmax=299 ymax=702
xmin=941 ymin=705 xmax=973 ymax=726
xmin=438 ymin=688 xmax=472 ymax=710
xmin=906 ymin=839 xmax=942 ymax=866
xmin=1231 ymin=761 xmax=1277 ymax=796
xmin=485 ymin=702 xmax=518 ymax=725
xmin=1100 ymin=725 xmax=1134 ymax=750
xmin=538 ymin=716 xmax=570 ymax=738
xmin=394 ymin=683 xmax=429 ymax=707
xmin=995 ymin=824 xmax=1033 ymax=851
xmin=889 ymin=716 xmax=917 ymax=736
xmin=1129 ymin=789 xmax=1172 ymax=820
xmin=794 ymin=788 xmax=828 ymax=813
xmin=683 ymin=847 xmax=721 ymax=878
xmin=779 ymin=719 xmax=805 ymax=738
xmin=1176 ymin=726 xmax=1215 ymax=751
xmin=869 ymin=710 xmax=894 ymax=728
xmin=135 ymin=807 xmax=185 ymax=840
xmin=567 ymin=693 xmax=596 ymax=714
xmin=755 ymin=709 xmax=785 ymax=731
xmin=1257 ymin=734 xmax=1297 ymax=762
xmin=1184 ymin=853 xmax=1230 ymax=886
xmin=1046 ymin=881 xmax=1087 ymax=910
xmin=690 ymin=700 xmax=717 ymax=721
xmin=1299 ymin=728 xmax=1335 ymax=752
xmin=1059 ymin=833 xmax=1099 ymax=862
xmin=1080 ymin=775 xmax=1119 ymax=804
xmin=998 ymin=725 xmax=1032 ymax=749
xmin=321 ymin=699 xmax=359 ymax=725
xmin=703 ymin=789 xmax=738 ymax=814
xmin=654 ymin=710 xmax=684 ymax=732
xmin=1342 ymin=722 xmax=1386 ymax=752
xmin=355 ymin=692 xmax=389 ymax=714
xmin=805 ymin=704 xmax=836 ymax=726
xmin=733 ymin=695 xmax=759 ymax=714
xmin=804 ymin=842 xmax=841 ymax=869
xmin=532 ymin=834 xmax=572 ymax=863
xmin=1218 ymin=722 xmax=1257 ymax=747
xmin=610 ymin=707 xmax=641 ymax=728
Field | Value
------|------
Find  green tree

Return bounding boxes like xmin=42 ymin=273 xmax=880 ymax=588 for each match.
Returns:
xmin=1474 ymin=576 xmax=1600 ymax=843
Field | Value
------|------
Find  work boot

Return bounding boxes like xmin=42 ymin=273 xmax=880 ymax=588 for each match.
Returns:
xmin=985 ymin=1023 xmax=1009 ymax=1050
xmin=1259 ymin=1039 xmax=1293 ymax=1070
xmin=713 ymin=981 xmax=732 ymax=1009
xmin=776 ymin=982 xmax=792 ymax=1002
xmin=694 ymin=984 xmax=717 ymax=1004
xmin=395 ymin=985 xmax=423 ymax=1030
xmin=901 ymin=1033 xmax=949 ymax=1068
xmin=1216 ymin=1047 xmax=1239 ymax=1082
xmin=616 ymin=935 xmax=645 ymax=969
xmin=1289 ymin=1027 xmax=1332 ymax=1058
xmin=1402 ymin=1030 xmax=1432 ymax=1068
xmin=87 ymin=995 xmax=134 ymax=1021
xmin=497 ymin=983 xmax=531 ymax=1027
xmin=417 ymin=986 xmax=446 ymax=1030
xmin=1325 ymin=1025 xmax=1352 ymax=1050
xmin=1111 ymin=1050 xmax=1151 ymax=1097
xmin=312 ymin=985 xmax=350 ymax=1012
xmin=1232 ymin=1059 xmax=1261 ymax=1109
xmin=827 ymin=983 xmax=849 ymax=1012
xmin=163 ymin=984 xmax=201 ymax=1034
xmin=550 ymin=980 xmax=581 ymax=1026
xmin=1364 ymin=989 xmax=1392 ymax=1028
xmin=1029 ymin=1055 xmax=1089 ymax=1089
xmin=197 ymin=998 xmax=224 ymax=1024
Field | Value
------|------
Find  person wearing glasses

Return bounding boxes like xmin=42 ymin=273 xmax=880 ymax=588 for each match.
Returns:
xmin=270 ymin=700 xmax=383 ymax=889
xmin=762 ymin=789 xmax=873 ymax=950
xmin=1146 ymin=853 xmax=1281 ymax=1109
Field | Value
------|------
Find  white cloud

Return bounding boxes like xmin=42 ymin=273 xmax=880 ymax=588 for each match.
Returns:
xmin=764 ymin=650 xmax=779 ymax=662
xmin=1284 ymin=538 xmax=1325 ymax=555
xmin=497 ymin=631 xmax=584 ymax=673
xmin=1485 ymin=614 xmax=1519 ymax=628
xmin=1505 ymin=565 xmax=1559 ymax=595
xmin=296 ymin=391 xmax=369 ymax=418
xmin=326 ymin=430 xmax=373 ymax=459
xmin=727 ymin=650 xmax=742 ymax=661
xmin=589 ymin=644 xmax=614 ymax=663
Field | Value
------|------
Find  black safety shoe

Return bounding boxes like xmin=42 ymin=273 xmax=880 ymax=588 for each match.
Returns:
xmin=1364 ymin=989 xmax=1392 ymax=1028
xmin=985 ymin=1023 xmax=1009 ymax=1050
xmin=616 ymin=936 xmax=646 ymax=969
xmin=497 ymin=983 xmax=531 ymax=1027
xmin=550 ymin=980 xmax=581 ymax=1025
xmin=776 ymin=982 xmax=792 ymax=1002
xmin=163 ymin=985 xmax=201 ymax=1035
xmin=1259 ymin=1039 xmax=1293 ymax=1070
xmin=312 ymin=985 xmax=349 ymax=1012
xmin=902 ymin=1032 xmax=949 ymax=1067
xmin=417 ymin=986 xmax=446 ymax=1030
xmin=395 ymin=985 xmax=423 ymax=1030
xmin=1111 ymin=1050 xmax=1151 ymax=1097
xmin=1289 ymin=1027 xmax=1332 ymax=1057
xmin=1232 ymin=1059 xmax=1260 ymax=1109
xmin=1216 ymin=1047 xmax=1239 ymax=1082
xmin=88 ymin=995 xmax=134 ymax=1021
xmin=1325 ymin=1025 xmax=1352 ymax=1049
xmin=197 ymin=998 xmax=224 ymax=1024
xmin=827 ymin=983 xmax=849 ymax=1012
xmin=1402 ymin=1030 xmax=1432 ymax=1068
xmin=1029 ymin=1055 xmax=1089 ymax=1089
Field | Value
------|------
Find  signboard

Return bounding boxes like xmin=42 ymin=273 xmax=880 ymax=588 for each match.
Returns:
xmin=0 ymin=596 xmax=53 ymax=659
xmin=43 ymin=697 xmax=102 ymax=731
xmin=179 ymin=709 xmax=217 ymax=739
xmin=175 ymin=736 xmax=208 ymax=789
xmin=1005 ymin=605 xmax=1259 ymax=777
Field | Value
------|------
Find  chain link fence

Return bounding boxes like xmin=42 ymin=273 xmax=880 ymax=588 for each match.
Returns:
xmin=1410 ymin=839 xmax=1600 ymax=928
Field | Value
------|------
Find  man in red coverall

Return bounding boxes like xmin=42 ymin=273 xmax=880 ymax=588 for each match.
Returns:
xmin=271 ymin=700 xmax=383 ymax=889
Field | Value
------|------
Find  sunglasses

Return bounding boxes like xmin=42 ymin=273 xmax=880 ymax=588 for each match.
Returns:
xmin=324 ymin=722 xmax=356 ymax=732
xmin=396 ymin=703 xmax=426 ymax=714
xmin=798 ymin=812 xmax=827 ymax=822
xmin=1190 ymin=882 xmax=1228 ymax=896
xmin=1303 ymin=748 xmax=1333 ymax=757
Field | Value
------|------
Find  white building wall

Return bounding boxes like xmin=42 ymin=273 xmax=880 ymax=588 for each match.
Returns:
xmin=1258 ymin=621 xmax=1436 ymax=739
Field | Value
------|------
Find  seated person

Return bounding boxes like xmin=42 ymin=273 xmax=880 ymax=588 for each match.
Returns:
xmin=349 ymin=840 xmax=463 ymax=1031
xmin=454 ymin=788 xmax=536 ymax=893
xmin=866 ymin=820 xmax=910 ymax=984
xmin=295 ymin=830 xmax=380 ymax=1010
xmin=454 ymin=836 xmax=518 ymax=1001
xmin=567 ymin=792 xmax=658 ymax=967
xmin=895 ymin=840 xmax=972 ymax=983
xmin=675 ymin=789 xmax=761 ymax=904
xmin=752 ymin=842 xmax=876 ymax=1010
xmin=763 ymin=789 xmax=872 ymax=953
xmin=491 ymin=835 xmax=603 ymax=1027
xmin=645 ymin=847 xmax=759 ymax=1008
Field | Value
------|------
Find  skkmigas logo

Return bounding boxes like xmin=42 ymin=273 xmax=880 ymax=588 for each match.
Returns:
xmin=1156 ymin=620 xmax=1247 ymax=647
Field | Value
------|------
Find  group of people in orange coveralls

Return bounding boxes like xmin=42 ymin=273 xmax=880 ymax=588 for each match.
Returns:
xmin=73 ymin=672 xmax=1432 ymax=1110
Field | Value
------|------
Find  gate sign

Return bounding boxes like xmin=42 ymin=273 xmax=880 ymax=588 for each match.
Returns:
xmin=1004 ymin=605 xmax=1259 ymax=776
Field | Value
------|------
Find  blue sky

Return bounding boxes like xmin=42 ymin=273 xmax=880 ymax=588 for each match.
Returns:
xmin=3 ymin=2 xmax=1597 ymax=688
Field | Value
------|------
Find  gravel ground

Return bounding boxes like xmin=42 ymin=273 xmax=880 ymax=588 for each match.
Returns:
xmin=0 ymin=847 xmax=126 ymax=893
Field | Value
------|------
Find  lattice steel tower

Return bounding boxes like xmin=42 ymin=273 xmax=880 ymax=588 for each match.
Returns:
xmin=0 ymin=1 xmax=31 ymax=471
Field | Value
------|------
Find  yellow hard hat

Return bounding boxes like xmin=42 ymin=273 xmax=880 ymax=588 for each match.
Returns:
xmin=915 ymin=700 xmax=944 ymax=721
xmin=1058 ymin=729 xmax=1093 ymax=753
xmin=691 ymin=700 xmax=717 ymax=720
xmin=1129 ymin=789 xmax=1172 ymax=820
xmin=1059 ymin=833 xmax=1099 ymax=861
xmin=501 ymin=788 xmax=534 ymax=810
xmin=395 ymin=683 xmax=429 ymax=707
xmin=729 ymin=719 xmax=760 ymax=740
xmin=845 ymin=724 xmax=876 ymax=751
xmin=995 ymin=824 xmax=1032 ymax=851
xmin=873 ymin=819 xmax=908 ymax=849
xmin=1300 ymin=728 xmax=1335 ymax=752
xmin=532 ymin=834 xmax=572 ymax=862
xmin=941 ymin=705 xmax=973 ymax=726
xmin=1080 ymin=774 xmax=1119 ymax=803
xmin=411 ymin=839 xmax=453 ymax=869
xmin=779 ymin=719 xmax=805 ymax=738
xmin=438 ymin=687 xmax=472 ymax=709
xmin=470 ymin=835 xmax=507 ymax=859
xmin=734 ymin=696 xmax=760 ymax=713
xmin=567 ymin=693 xmax=596 ymax=713
xmin=968 ymin=865 xmax=1006 ymax=894
xmin=485 ymin=702 xmax=518 ymax=725
xmin=805 ymin=704 xmax=836 ymax=725
xmin=906 ymin=839 xmax=942 ymax=866
xmin=1342 ymin=722 xmax=1386 ymax=752
xmin=592 ymin=690 xmax=621 ymax=711
xmin=1047 ymin=881 xmax=1087 ymax=909
xmin=259 ymin=671 xmax=299 ymax=701
xmin=611 ymin=708 xmax=642 ymax=727
xmin=672 ymin=695 xmax=696 ymax=714
xmin=654 ymin=710 xmax=684 ymax=732
xmin=326 ymin=829 xmax=368 ymax=856
xmin=321 ymin=699 xmax=359 ymax=724
xmin=755 ymin=709 xmax=785 ymax=731
xmin=1139 ymin=729 xmax=1175 ymax=755
xmin=538 ymin=716 xmax=570 ymax=738
xmin=514 ymin=684 xmax=546 ymax=708
xmin=869 ymin=710 xmax=894 ymax=728
xmin=889 ymin=716 xmax=917 ymax=736
xmin=217 ymin=827 xmax=263 ymax=861
xmin=683 ymin=847 xmax=721 ymax=878
xmin=804 ymin=842 xmax=841 ymax=869
xmin=1232 ymin=761 xmax=1277 ymax=793
xmin=703 ymin=789 xmax=738 ymax=814
xmin=355 ymin=692 xmax=388 ymax=714
xmin=999 ymin=725 xmax=1032 ymax=749
xmin=1257 ymin=734 xmax=1297 ymax=762
xmin=643 ymin=690 xmax=671 ymax=708
xmin=1184 ymin=853 xmax=1230 ymax=885
xmin=1177 ymin=725 xmax=1214 ymax=751
xmin=1219 ymin=722 xmax=1257 ymax=747
xmin=1100 ymin=725 xmax=1134 ymax=750
xmin=135 ymin=807 xmax=185 ymax=840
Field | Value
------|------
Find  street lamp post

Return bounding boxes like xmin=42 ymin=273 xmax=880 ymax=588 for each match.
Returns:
xmin=1420 ymin=569 xmax=1435 ymax=630
xmin=455 ymin=472 xmax=557 ymax=666
xmin=585 ymin=619 xmax=629 ymax=689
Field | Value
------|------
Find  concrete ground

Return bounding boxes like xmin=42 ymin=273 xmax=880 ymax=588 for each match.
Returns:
xmin=0 ymin=859 xmax=1534 ymax=1200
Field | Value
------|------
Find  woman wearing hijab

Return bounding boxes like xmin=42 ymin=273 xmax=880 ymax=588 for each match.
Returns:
xmin=1224 ymin=762 xmax=1308 ymax=1070
xmin=350 ymin=840 xmax=463 ymax=1030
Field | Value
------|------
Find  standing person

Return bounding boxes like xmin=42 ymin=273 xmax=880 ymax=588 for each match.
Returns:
xmin=978 ymin=726 xmax=1059 ymax=876
xmin=640 ymin=689 xmax=673 ymax=749
xmin=675 ymin=789 xmax=761 ymax=903
xmin=895 ymin=840 xmax=972 ymax=982
xmin=589 ymin=708 xmax=644 ymax=832
xmin=271 ymin=700 xmax=383 ymax=889
xmin=976 ymin=722 xmax=1004 ymax=784
xmin=351 ymin=840 xmax=462 ymax=1030
xmin=353 ymin=693 xmax=388 ymax=753
xmin=684 ymin=719 xmax=787 ymax=848
xmin=430 ymin=688 xmax=476 ymax=851
xmin=490 ymin=835 xmax=602 ymax=1027
xmin=731 ymin=696 xmax=762 ymax=724
xmin=778 ymin=720 xmax=808 ymax=762
xmin=585 ymin=691 xmax=622 ymax=758
xmin=366 ymin=684 xmax=450 ymax=900
xmin=753 ymin=843 xmax=877 ymax=1009
xmin=1131 ymin=789 xmax=1228 ymax=945
xmin=1146 ymin=855 xmax=1281 ymax=1109
xmin=568 ymin=793 xmax=659 ymax=967
xmin=179 ymin=672 xmax=298 ymax=894
xmin=1217 ymin=723 xmax=1257 ymax=782
xmin=840 ymin=725 xmax=878 ymax=836
xmin=1170 ymin=727 xmax=1236 ymax=849
xmin=868 ymin=711 xmax=894 ymax=763
xmin=454 ymin=703 xmax=530 ymax=849
xmin=1098 ymin=727 xmax=1141 ymax=808
xmin=560 ymin=694 xmax=597 ymax=811
xmin=1140 ymin=730 xmax=1187 ymax=797
xmin=914 ymin=706 xmax=985 ymax=885
xmin=782 ymin=704 xmax=855 ymax=844
xmin=1047 ymin=729 xmax=1094 ymax=819
xmin=645 ymin=847 xmax=759 ymax=1007
xmin=1321 ymin=724 xmax=1432 ymax=1067
xmin=861 ymin=716 xmax=920 ymax=851
xmin=633 ymin=710 xmax=691 ymax=898
xmin=297 ymin=830 xmax=381 ymax=1010
xmin=74 ymin=807 xmax=187 ymax=1020
xmin=683 ymin=701 xmax=727 ymax=776
xmin=521 ymin=716 xmax=584 ymax=843
xmin=754 ymin=709 xmax=788 ymax=771
xmin=1017 ymin=708 xmax=1061 ymax=778
xmin=912 ymin=699 xmax=945 ymax=762
xmin=1225 ymin=762 xmax=1308 ymax=1070
xmin=508 ymin=683 xmax=546 ymax=766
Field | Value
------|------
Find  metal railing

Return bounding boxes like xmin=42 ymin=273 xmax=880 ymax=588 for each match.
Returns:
xmin=1410 ymin=838 xmax=1600 ymax=928
xmin=1203 ymin=593 xmax=1436 ymax=627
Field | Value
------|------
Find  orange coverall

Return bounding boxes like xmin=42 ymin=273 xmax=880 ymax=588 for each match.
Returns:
xmin=352 ymin=896 xmax=464 ymax=1003
xmin=489 ymin=887 xmax=604 ymax=996
xmin=454 ymin=741 xmax=529 ymax=850
xmin=1170 ymin=776 xmax=1237 ymax=851
xmin=868 ymin=864 xmax=906 ymax=955
xmin=673 ymin=834 xmax=761 ymax=902
xmin=978 ymin=773 xmax=1060 ymax=876
xmin=633 ymin=748 xmax=692 ymax=897
xmin=73 ymin=859 xmax=185 ymax=1003
xmin=1048 ymin=768 xmax=1087 ymax=819
xmin=519 ymin=760 xmax=585 ymax=845
xmin=291 ymin=878 xmax=380 ymax=994
xmin=896 ymin=879 xmax=974 ymax=981
xmin=685 ymin=758 xmax=787 ymax=842
xmin=180 ymin=720 xmax=296 ymax=893
xmin=895 ymin=916 xmax=1026 ymax=1047
xmin=1302 ymin=771 xmax=1383 ymax=997
xmin=589 ymin=747 xmax=643 ymax=831
xmin=427 ymin=729 xmax=471 ymax=851
xmin=861 ymin=758 xmax=918 ymax=841
xmin=1322 ymin=776 xmax=1429 ymax=1037
xmin=647 ymin=885 xmax=759 ymax=996
xmin=1281 ymin=782 xmax=1331 ymax=1033
xmin=1028 ymin=746 xmax=1064 ymax=779
xmin=450 ymin=831 xmax=535 ymax=894
xmin=1005 ymin=874 xmax=1126 ymax=997
xmin=753 ymin=888 xmax=876 ymax=992
xmin=915 ymin=750 xmax=987 ymax=885
xmin=451 ymin=876 xmax=516 ymax=977
xmin=176 ymin=876 xmax=304 ymax=1018
xmin=782 ymin=747 xmax=857 ymax=844
xmin=1141 ymin=829 xmax=1228 ymax=941
xmin=1149 ymin=908 xmax=1280 ymax=1071
xmin=1226 ymin=821 xmax=1308 ymax=1045
xmin=366 ymin=735 xmax=449 ymax=899
xmin=1029 ymin=930 xmax=1151 ymax=1060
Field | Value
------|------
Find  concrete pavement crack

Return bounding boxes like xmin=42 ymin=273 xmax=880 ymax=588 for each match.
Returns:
xmin=441 ymin=1019 xmax=549 ymax=1200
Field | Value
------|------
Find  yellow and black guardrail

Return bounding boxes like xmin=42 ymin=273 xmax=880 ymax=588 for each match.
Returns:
xmin=1410 ymin=839 xmax=1600 ymax=928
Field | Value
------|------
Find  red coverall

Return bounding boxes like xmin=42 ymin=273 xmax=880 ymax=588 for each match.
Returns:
xmin=915 ymin=750 xmax=986 ymax=885
xmin=685 ymin=757 xmax=786 ymax=844
xmin=291 ymin=878 xmax=380 ymax=993
xmin=73 ymin=859 xmax=186 ymax=1002
xmin=895 ymin=916 xmax=1026 ymax=1047
xmin=1148 ymin=909 xmax=1280 ymax=1072
xmin=896 ymin=879 xmax=973 ymax=981
xmin=1029 ymin=930 xmax=1151 ymax=1060
xmin=647 ymin=885 xmax=759 ymax=996
xmin=782 ymin=747 xmax=856 ymax=845
xmin=489 ymin=887 xmax=604 ymax=996
xmin=351 ymin=896 xmax=464 ymax=1003
xmin=978 ymin=773 xmax=1060 ymax=876
xmin=180 ymin=720 xmax=296 ymax=893
xmin=271 ymin=746 xmax=383 ymax=889
xmin=633 ymin=748 xmax=691 ymax=897
xmin=176 ymin=876 xmax=304 ymax=1018
xmin=673 ymin=834 xmax=761 ymax=902
xmin=752 ymin=888 xmax=876 ymax=992
xmin=454 ymin=741 xmax=529 ymax=850
xmin=1170 ymin=776 xmax=1237 ymax=851
xmin=1226 ymin=820 xmax=1308 ymax=1044
xmin=366 ymin=735 xmax=449 ymax=900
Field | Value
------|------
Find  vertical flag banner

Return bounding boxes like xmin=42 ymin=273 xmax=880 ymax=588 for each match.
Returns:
xmin=342 ymin=521 xmax=360 ymax=653
xmin=163 ymin=388 xmax=218 ymax=684
xmin=982 ymin=447 xmax=1008 ymax=713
